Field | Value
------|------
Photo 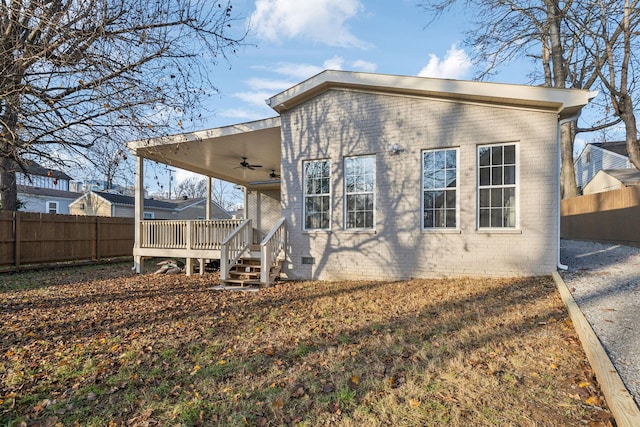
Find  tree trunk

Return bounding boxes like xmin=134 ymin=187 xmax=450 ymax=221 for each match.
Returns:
xmin=560 ymin=121 xmax=579 ymax=199
xmin=620 ymin=95 xmax=640 ymax=169
xmin=0 ymin=155 xmax=18 ymax=211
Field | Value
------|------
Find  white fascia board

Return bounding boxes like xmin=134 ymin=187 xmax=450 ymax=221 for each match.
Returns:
xmin=127 ymin=116 xmax=281 ymax=154
xmin=267 ymin=70 xmax=597 ymax=119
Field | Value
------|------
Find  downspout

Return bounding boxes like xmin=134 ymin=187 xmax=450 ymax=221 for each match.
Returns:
xmin=557 ymin=113 xmax=580 ymax=271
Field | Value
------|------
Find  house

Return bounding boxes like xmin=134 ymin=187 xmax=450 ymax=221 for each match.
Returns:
xmin=574 ymin=141 xmax=635 ymax=193
xmin=582 ymin=168 xmax=640 ymax=195
xmin=128 ymin=70 xmax=595 ymax=283
xmin=69 ymin=191 xmax=232 ymax=219
xmin=18 ymin=185 xmax=82 ymax=214
xmin=14 ymin=160 xmax=80 ymax=214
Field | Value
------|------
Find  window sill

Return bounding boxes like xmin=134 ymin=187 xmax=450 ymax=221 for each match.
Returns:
xmin=303 ymin=230 xmax=332 ymax=235
xmin=422 ymin=229 xmax=462 ymax=234
xmin=476 ymin=229 xmax=522 ymax=234
xmin=344 ymin=229 xmax=377 ymax=234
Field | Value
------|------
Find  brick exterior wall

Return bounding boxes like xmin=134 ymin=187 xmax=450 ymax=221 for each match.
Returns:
xmin=280 ymin=89 xmax=560 ymax=280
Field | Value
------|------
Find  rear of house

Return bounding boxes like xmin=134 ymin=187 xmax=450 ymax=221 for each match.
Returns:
xmin=129 ymin=70 xmax=595 ymax=283
xmin=276 ymin=82 xmax=567 ymax=280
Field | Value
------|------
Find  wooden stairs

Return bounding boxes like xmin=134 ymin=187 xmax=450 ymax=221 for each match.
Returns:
xmin=222 ymin=246 xmax=283 ymax=288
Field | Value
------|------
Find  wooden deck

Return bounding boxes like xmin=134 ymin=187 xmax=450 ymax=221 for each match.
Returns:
xmin=133 ymin=218 xmax=286 ymax=286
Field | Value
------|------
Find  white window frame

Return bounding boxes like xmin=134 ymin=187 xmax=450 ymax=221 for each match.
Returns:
xmin=46 ymin=201 xmax=59 ymax=214
xmin=303 ymin=159 xmax=331 ymax=231
xmin=477 ymin=143 xmax=518 ymax=229
xmin=422 ymin=148 xmax=459 ymax=230
xmin=344 ymin=155 xmax=376 ymax=230
xmin=143 ymin=211 xmax=155 ymax=219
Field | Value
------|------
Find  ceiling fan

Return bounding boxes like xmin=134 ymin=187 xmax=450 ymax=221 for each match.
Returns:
xmin=238 ymin=157 xmax=262 ymax=170
xmin=269 ymin=170 xmax=280 ymax=179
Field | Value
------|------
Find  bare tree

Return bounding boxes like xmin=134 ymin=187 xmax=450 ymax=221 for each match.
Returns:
xmin=176 ymin=176 xmax=207 ymax=199
xmin=0 ymin=0 xmax=244 ymax=210
xmin=81 ymin=139 xmax=132 ymax=191
xmin=579 ymin=0 xmax=640 ymax=168
xmin=419 ymin=0 xmax=639 ymax=197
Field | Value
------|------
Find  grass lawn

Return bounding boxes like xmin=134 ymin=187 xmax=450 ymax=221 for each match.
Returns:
xmin=0 ymin=263 xmax=614 ymax=426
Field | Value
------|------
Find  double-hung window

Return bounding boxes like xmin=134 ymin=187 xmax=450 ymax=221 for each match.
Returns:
xmin=47 ymin=201 xmax=59 ymax=214
xmin=303 ymin=160 xmax=331 ymax=230
xmin=478 ymin=143 xmax=517 ymax=228
xmin=422 ymin=148 xmax=457 ymax=229
xmin=344 ymin=155 xmax=375 ymax=229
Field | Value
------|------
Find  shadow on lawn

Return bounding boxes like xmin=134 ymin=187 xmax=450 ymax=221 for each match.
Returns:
xmin=1 ymin=274 xmax=606 ymax=426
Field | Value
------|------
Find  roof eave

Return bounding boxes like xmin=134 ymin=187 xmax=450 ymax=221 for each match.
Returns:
xmin=267 ymin=70 xmax=597 ymax=119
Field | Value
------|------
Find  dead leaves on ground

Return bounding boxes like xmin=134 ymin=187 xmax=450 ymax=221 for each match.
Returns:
xmin=0 ymin=265 xmax=615 ymax=426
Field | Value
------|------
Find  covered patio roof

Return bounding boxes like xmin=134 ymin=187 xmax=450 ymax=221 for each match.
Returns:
xmin=128 ymin=116 xmax=282 ymax=187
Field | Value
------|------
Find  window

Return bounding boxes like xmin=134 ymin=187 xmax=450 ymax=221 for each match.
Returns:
xmin=143 ymin=211 xmax=155 ymax=219
xmin=478 ymin=143 xmax=517 ymax=228
xmin=422 ymin=149 xmax=457 ymax=229
xmin=345 ymin=155 xmax=375 ymax=229
xmin=303 ymin=160 xmax=331 ymax=230
xmin=47 ymin=201 xmax=59 ymax=214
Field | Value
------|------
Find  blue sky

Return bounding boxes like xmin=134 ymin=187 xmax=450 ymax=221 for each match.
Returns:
xmin=156 ymin=0 xmax=593 ymax=191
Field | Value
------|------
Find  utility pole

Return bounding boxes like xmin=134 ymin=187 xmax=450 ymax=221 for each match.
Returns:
xmin=165 ymin=167 xmax=175 ymax=199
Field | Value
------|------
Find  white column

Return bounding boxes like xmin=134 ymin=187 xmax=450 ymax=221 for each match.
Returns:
xmin=134 ymin=156 xmax=144 ymax=273
xmin=206 ymin=177 xmax=212 ymax=220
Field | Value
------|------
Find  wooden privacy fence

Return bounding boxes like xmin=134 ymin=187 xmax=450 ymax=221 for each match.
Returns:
xmin=0 ymin=212 xmax=134 ymax=271
xmin=561 ymin=185 xmax=640 ymax=247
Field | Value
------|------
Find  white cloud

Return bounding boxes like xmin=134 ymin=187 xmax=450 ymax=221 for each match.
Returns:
xmin=232 ymin=90 xmax=276 ymax=107
xmin=249 ymin=0 xmax=370 ymax=48
xmin=418 ymin=45 xmax=472 ymax=80
xmin=323 ymin=56 xmax=345 ymax=70
xmin=351 ymin=59 xmax=377 ymax=73
xmin=246 ymin=78 xmax=294 ymax=92
xmin=220 ymin=108 xmax=266 ymax=121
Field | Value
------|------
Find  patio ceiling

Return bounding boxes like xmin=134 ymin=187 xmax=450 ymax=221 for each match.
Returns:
xmin=128 ymin=117 xmax=282 ymax=188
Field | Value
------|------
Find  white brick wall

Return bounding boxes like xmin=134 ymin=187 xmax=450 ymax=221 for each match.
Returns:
xmin=281 ymin=89 xmax=559 ymax=280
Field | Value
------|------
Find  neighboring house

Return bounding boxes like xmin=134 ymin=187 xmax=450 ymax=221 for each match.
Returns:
xmin=582 ymin=169 xmax=640 ymax=195
xmin=18 ymin=185 xmax=82 ymax=214
xmin=574 ymin=141 xmax=634 ymax=193
xmin=12 ymin=160 xmax=80 ymax=214
xmin=69 ymin=191 xmax=231 ymax=219
xmin=129 ymin=70 xmax=595 ymax=281
xmin=15 ymin=159 xmax=73 ymax=191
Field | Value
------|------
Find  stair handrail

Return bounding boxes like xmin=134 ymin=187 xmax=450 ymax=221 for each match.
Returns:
xmin=220 ymin=219 xmax=252 ymax=281
xmin=260 ymin=217 xmax=286 ymax=285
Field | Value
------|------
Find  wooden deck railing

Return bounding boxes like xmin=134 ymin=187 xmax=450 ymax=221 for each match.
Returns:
xmin=260 ymin=218 xmax=286 ymax=285
xmin=140 ymin=219 xmax=245 ymax=250
xmin=220 ymin=219 xmax=252 ymax=281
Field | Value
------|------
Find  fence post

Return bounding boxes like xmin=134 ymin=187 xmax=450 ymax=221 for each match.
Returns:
xmin=96 ymin=216 xmax=101 ymax=261
xmin=14 ymin=211 xmax=21 ymax=271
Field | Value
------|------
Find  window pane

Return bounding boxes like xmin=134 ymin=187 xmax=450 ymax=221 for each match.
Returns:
xmin=492 ymin=166 xmax=503 ymax=185
xmin=491 ymin=188 xmax=502 ymax=207
xmin=446 ymin=150 xmax=456 ymax=169
xmin=434 ymin=170 xmax=445 ymax=188
xmin=446 ymin=169 xmax=456 ymax=188
xmin=479 ymin=167 xmax=490 ymax=186
xmin=479 ymin=209 xmax=490 ymax=227
xmin=479 ymin=189 xmax=490 ymax=208
xmin=491 ymin=146 xmax=503 ymax=165
xmin=479 ymin=147 xmax=491 ymax=166
xmin=504 ymin=145 xmax=515 ymax=164
xmin=424 ymin=210 xmax=434 ymax=228
xmin=504 ymin=165 xmax=515 ymax=185
xmin=445 ymin=190 xmax=456 ymax=209
xmin=446 ymin=209 xmax=456 ymax=228
xmin=491 ymin=209 xmax=502 ymax=227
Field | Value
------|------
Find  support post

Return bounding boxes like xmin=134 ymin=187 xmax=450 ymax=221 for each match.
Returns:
xmin=134 ymin=156 xmax=144 ymax=273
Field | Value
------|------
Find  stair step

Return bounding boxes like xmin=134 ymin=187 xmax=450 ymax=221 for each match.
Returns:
xmin=222 ymin=278 xmax=261 ymax=287
xmin=229 ymin=272 xmax=261 ymax=280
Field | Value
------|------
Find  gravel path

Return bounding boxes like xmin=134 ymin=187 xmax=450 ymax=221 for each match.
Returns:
xmin=559 ymin=239 xmax=640 ymax=407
